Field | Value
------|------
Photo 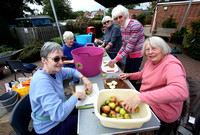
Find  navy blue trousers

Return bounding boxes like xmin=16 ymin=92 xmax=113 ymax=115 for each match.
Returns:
xmin=108 ymin=52 xmax=117 ymax=59
xmin=36 ymin=108 xmax=78 ymax=135
xmin=124 ymin=56 xmax=143 ymax=87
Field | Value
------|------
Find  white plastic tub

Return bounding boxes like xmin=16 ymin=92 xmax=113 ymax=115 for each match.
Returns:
xmin=94 ymin=89 xmax=152 ymax=129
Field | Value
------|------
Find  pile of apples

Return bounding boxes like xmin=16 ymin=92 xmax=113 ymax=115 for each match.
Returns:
xmin=100 ymin=96 xmax=139 ymax=119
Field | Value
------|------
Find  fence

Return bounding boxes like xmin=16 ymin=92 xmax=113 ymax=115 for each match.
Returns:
xmin=10 ymin=26 xmax=67 ymax=46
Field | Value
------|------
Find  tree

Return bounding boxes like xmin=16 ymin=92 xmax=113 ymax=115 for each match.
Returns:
xmin=43 ymin=0 xmax=72 ymax=20
xmin=0 ymin=0 xmax=43 ymax=24
xmin=70 ymin=11 xmax=85 ymax=19
xmin=147 ymin=1 xmax=157 ymax=17
xmin=106 ymin=4 xmax=140 ymax=17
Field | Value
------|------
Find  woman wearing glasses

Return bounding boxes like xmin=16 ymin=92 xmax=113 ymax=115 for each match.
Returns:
xmin=29 ymin=42 xmax=92 ymax=135
xmin=101 ymin=16 xmax=122 ymax=59
xmin=109 ymin=5 xmax=145 ymax=86
xmin=62 ymin=31 xmax=85 ymax=87
xmin=119 ymin=37 xmax=189 ymax=134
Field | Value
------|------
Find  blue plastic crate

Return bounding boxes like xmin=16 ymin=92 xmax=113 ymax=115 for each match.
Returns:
xmin=75 ymin=34 xmax=92 ymax=44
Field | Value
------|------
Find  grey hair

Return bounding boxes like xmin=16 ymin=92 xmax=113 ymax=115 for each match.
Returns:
xmin=40 ymin=42 xmax=63 ymax=59
xmin=102 ymin=16 xmax=113 ymax=24
xmin=112 ymin=5 xmax=129 ymax=20
xmin=142 ymin=36 xmax=171 ymax=57
xmin=63 ymin=31 xmax=74 ymax=41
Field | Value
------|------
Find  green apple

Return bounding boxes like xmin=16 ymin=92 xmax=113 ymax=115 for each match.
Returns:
xmin=124 ymin=113 xmax=132 ymax=119
xmin=85 ymin=89 xmax=91 ymax=95
xmin=117 ymin=115 xmax=124 ymax=119
xmin=105 ymin=99 xmax=110 ymax=105
xmin=115 ymin=106 xmax=120 ymax=113
xmin=109 ymin=110 xmax=116 ymax=118
xmin=108 ymin=102 xmax=116 ymax=110
xmin=120 ymin=108 xmax=126 ymax=116
xmin=101 ymin=113 xmax=107 ymax=117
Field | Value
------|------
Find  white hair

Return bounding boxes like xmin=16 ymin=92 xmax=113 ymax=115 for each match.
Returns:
xmin=63 ymin=31 xmax=74 ymax=41
xmin=142 ymin=36 xmax=171 ymax=57
xmin=112 ymin=5 xmax=129 ymax=20
xmin=102 ymin=16 xmax=113 ymax=24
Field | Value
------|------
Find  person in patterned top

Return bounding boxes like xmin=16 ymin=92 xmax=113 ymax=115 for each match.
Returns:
xmin=109 ymin=4 xmax=145 ymax=87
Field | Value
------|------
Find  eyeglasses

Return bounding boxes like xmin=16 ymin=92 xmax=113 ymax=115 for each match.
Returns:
xmin=67 ymin=38 xmax=74 ymax=41
xmin=114 ymin=15 xmax=123 ymax=21
xmin=104 ymin=20 xmax=110 ymax=25
xmin=48 ymin=56 xmax=67 ymax=62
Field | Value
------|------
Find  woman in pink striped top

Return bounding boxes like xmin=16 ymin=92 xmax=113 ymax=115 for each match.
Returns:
xmin=109 ymin=5 xmax=145 ymax=87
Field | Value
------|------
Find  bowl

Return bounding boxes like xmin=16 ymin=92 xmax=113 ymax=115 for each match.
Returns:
xmin=94 ymin=89 xmax=152 ymax=129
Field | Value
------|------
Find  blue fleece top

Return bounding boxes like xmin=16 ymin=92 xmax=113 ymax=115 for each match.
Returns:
xmin=29 ymin=68 xmax=81 ymax=134
xmin=62 ymin=41 xmax=85 ymax=68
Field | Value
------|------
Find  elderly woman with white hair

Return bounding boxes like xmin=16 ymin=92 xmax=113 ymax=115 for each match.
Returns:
xmin=109 ymin=5 xmax=145 ymax=86
xmin=29 ymin=42 xmax=92 ymax=134
xmin=119 ymin=36 xmax=189 ymax=135
xmin=101 ymin=16 xmax=122 ymax=59
xmin=62 ymin=31 xmax=85 ymax=87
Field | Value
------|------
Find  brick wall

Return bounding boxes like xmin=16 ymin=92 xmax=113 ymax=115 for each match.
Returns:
xmin=153 ymin=2 xmax=200 ymax=29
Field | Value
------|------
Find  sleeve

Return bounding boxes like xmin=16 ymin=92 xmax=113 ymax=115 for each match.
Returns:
xmin=129 ymin=70 xmax=143 ymax=80
xmin=108 ymin=27 xmax=121 ymax=47
xmin=34 ymin=78 xmax=78 ymax=121
xmin=139 ymin=63 xmax=189 ymax=105
xmin=61 ymin=67 xmax=81 ymax=80
xmin=116 ymin=24 xmax=143 ymax=61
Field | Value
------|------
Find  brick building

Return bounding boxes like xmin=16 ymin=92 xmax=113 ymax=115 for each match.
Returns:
xmin=84 ymin=9 xmax=104 ymax=18
xmin=152 ymin=0 xmax=200 ymax=30
xmin=128 ymin=9 xmax=143 ymax=18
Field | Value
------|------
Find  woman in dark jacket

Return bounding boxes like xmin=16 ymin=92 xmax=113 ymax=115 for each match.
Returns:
xmin=102 ymin=16 xmax=122 ymax=59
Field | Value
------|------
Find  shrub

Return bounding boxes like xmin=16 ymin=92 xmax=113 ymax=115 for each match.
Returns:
xmin=132 ymin=13 xmax=147 ymax=26
xmin=183 ymin=20 xmax=200 ymax=60
xmin=136 ymin=13 xmax=147 ymax=26
xmin=0 ymin=45 xmax=15 ymax=53
xmin=18 ymin=39 xmax=44 ymax=62
xmin=65 ymin=17 xmax=103 ymax=38
xmin=162 ymin=14 xmax=178 ymax=28
xmin=50 ymin=37 xmax=62 ymax=45
xmin=173 ymin=27 xmax=187 ymax=44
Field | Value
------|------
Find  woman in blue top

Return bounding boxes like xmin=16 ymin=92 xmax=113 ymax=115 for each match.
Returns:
xmin=62 ymin=31 xmax=85 ymax=85
xmin=29 ymin=42 xmax=93 ymax=135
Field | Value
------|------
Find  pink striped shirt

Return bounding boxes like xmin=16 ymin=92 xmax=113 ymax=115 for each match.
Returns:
xmin=116 ymin=19 xmax=145 ymax=62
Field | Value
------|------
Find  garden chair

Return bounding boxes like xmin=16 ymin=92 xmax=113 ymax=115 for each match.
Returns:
xmin=9 ymin=94 xmax=35 ymax=135
xmin=6 ymin=60 xmax=37 ymax=80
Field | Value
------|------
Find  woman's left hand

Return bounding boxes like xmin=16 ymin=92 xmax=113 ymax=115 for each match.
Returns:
xmin=121 ymin=94 xmax=141 ymax=113
xmin=82 ymin=77 xmax=93 ymax=92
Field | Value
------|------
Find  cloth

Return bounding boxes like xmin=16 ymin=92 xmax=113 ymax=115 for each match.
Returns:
xmin=36 ymin=108 xmax=78 ymax=135
xmin=29 ymin=68 xmax=81 ymax=134
xmin=116 ymin=19 xmax=145 ymax=62
xmin=129 ymin=54 xmax=189 ymax=123
xmin=62 ymin=41 xmax=85 ymax=68
xmin=124 ymin=56 xmax=143 ymax=87
xmin=104 ymin=23 xmax=122 ymax=54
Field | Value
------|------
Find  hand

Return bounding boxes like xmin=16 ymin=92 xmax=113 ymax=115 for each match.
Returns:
xmin=108 ymin=59 xmax=117 ymax=67
xmin=119 ymin=73 xmax=130 ymax=80
xmin=73 ymin=92 xmax=87 ymax=100
xmin=70 ymin=60 xmax=74 ymax=64
xmin=121 ymin=94 xmax=141 ymax=113
xmin=82 ymin=77 xmax=93 ymax=93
